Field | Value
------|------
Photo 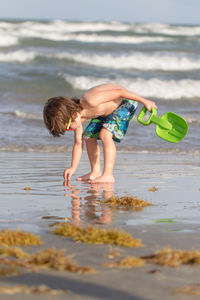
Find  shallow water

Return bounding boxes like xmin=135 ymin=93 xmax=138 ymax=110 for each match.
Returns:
xmin=0 ymin=151 xmax=199 ymax=234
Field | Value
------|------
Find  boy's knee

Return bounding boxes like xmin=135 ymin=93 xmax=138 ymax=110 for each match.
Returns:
xmin=84 ymin=137 xmax=97 ymax=144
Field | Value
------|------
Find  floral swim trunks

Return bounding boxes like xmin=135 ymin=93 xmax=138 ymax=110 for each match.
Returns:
xmin=83 ymin=99 xmax=138 ymax=143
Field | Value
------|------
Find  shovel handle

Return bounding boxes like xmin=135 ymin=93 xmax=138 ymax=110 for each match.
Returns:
xmin=137 ymin=106 xmax=157 ymax=126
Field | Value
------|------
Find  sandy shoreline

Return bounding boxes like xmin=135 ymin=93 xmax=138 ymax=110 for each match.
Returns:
xmin=0 ymin=151 xmax=200 ymax=299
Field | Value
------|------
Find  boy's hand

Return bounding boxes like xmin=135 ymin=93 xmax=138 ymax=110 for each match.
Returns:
xmin=63 ymin=167 xmax=75 ymax=181
xmin=144 ymin=100 xmax=157 ymax=112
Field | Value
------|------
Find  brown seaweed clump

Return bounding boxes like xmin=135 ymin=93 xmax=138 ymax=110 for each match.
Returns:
xmin=148 ymin=186 xmax=158 ymax=192
xmin=0 ymin=285 xmax=67 ymax=295
xmin=101 ymin=195 xmax=152 ymax=211
xmin=0 ymin=247 xmax=95 ymax=275
xmin=173 ymin=284 xmax=200 ymax=296
xmin=0 ymin=230 xmax=42 ymax=246
xmin=104 ymin=256 xmax=145 ymax=268
xmin=0 ymin=246 xmax=29 ymax=259
xmin=143 ymin=247 xmax=200 ymax=267
xmin=24 ymin=186 xmax=32 ymax=191
xmin=52 ymin=223 xmax=142 ymax=248
xmin=26 ymin=248 xmax=95 ymax=274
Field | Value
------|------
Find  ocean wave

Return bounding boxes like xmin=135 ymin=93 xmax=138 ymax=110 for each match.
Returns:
xmin=1 ymin=49 xmax=200 ymax=71
xmin=60 ymin=73 xmax=200 ymax=100
xmin=132 ymin=23 xmax=200 ymax=36
xmin=1 ymin=47 xmax=200 ymax=75
xmin=1 ymin=20 xmax=200 ymax=37
xmin=17 ymin=20 xmax=131 ymax=33
xmin=37 ymin=33 xmax=168 ymax=44
xmin=0 ymin=34 xmax=18 ymax=47
xmin=0 ymin=144 xmax=199 ymax=156
xmin=0 ymin=30 xmax=169 ymax=44
xmin=0 ymin=21 xmax=200 ymax=47
xmin=13 ymin=110 xmax=43 ymax=120
xmin=55 ymin=51 xmax=200 ymax=71
xmin=0 ymin=50 xmax=36 ymax=62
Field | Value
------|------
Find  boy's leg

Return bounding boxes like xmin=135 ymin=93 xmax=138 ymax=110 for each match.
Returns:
xmin=89 ymin=128 xmax=115 ymax=183
xmin=76 ymin=138 xmax=101 ymax=181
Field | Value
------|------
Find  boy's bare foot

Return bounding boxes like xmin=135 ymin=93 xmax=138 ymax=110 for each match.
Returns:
xmin=76 ymin=172 xmax=101 ymax=181
xmin=89 ymin=175 xmax=115 ymax=184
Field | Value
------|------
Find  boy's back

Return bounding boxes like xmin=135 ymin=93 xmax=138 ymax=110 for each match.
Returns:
xmin=80 ymin=83 xmax=128 ymax=119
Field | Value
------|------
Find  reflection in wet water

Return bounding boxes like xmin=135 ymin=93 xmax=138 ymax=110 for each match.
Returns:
xmin=1 ymin=152 xmax=200 ymax=232
xmin=63 ymin=181 xmax=115 ymax=226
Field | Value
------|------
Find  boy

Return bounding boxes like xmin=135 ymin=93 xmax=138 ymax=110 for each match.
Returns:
xmin=43 ymin=83 xmax=157 ymax=183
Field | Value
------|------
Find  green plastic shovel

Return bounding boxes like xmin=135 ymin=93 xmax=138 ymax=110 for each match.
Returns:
xmin=137 ymin=106 xmax=188 ymax=143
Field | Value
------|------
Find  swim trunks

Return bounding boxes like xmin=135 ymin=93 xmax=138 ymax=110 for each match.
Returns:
xmin=83 ymin=99 xmax=138 ymax=143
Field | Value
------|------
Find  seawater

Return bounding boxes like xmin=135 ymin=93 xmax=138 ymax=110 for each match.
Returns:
xmin=0 ymin=20 xmax=199 ymax=154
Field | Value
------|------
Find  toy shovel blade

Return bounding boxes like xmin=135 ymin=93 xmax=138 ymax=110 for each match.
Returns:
xmin=137 ymin=106 xmax=188 ymax=143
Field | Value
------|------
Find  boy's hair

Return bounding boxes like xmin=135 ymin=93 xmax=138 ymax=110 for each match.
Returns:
xmin=43 ymin=96 xmax=83 ymax=137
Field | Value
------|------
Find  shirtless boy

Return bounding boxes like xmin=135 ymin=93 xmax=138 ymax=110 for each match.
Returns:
xmin=43 ymin=83 xmax=157 ymax=183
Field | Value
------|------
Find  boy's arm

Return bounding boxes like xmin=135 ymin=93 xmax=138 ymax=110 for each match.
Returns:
xmin=86 ymin=86 xmax=157 ymax=111
xmin=63 ymin=125 xmax=83 ymax=181
xmin=121 ymin=89 xmax=157 ymax=111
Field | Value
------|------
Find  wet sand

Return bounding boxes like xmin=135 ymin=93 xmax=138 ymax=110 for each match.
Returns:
xmin=0 ymin=151 xmax=200 ymax=299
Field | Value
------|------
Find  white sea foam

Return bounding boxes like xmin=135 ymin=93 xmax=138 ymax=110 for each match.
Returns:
xmin=4 ymin=20 xmax=200 ymax=36
xmin=0 ymin=28 xmax=169 ymax=44
xmin=132 ymin=23 xmax=200 ymax=36
xmin=1 ymin=49 xmax=200 ymax=71
xmin=0 ymin=50 xmax=36 ymax=62
xmin=0 ymin=34 xmax=18 ymax=47
xmin=1 ymin=20 xmax=200 ymax=37
xmin=0 ymin=20 xmax=130 ymax=34
xmin=0 ymin=21 xmax=132 ymax=43
xmin=42 ymin=33 xmax=167 ymax=44
xmin=55 ymin=51 xmax=200 ymax=71
xmin=1 ymin=20 xmax=200 ymax=45
xmin=60 ymin=73 xmax=200 ymax=100
xmin=14 ymin=110 xmax=42 ymax=120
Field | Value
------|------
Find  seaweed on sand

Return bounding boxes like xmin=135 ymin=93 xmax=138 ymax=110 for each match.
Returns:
xmin=173 ymin=283 xmax=200 ymax=296
xmin=101 ymin=195 xmax=152 ymax=211
xmin=142 ymin=247 xmax=200 ymax=267
xmin=103 ymin=256 xmax=145 ymax=268
xmin=26 ymin=248 xmax=95 ymax=274
xmin=0 ymin=247 xmax=95 ymax=274
xmin=52 ymin=223 xmax=143 ymax=248
xmin=0 ymin=230 xmax=42 ymax=246
xmin=0 ymin=246 xmax=29 ymax=259
xmin=0 ymin=285 xmax=67 ymax=295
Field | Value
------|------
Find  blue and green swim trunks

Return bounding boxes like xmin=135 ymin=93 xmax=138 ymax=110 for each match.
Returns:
xmin=83 ymin=99 xmax=138 ymax=143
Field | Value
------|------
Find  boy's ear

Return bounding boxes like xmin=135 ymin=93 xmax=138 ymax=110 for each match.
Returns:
xmin=72 ymin=112 xmax=78 ymax=119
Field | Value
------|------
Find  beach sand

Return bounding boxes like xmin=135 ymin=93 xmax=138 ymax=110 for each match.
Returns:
xmin=0 ymin=151 xmax=200 ymax=299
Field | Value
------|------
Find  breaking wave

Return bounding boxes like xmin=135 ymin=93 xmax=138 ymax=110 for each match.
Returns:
xmin=13 ymin=110 xmax=43 ymax=120
xmin=54 ymin=51 xmax=200 ymax=71
xmin=60 ymin=73 xmax=200 ymax=100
